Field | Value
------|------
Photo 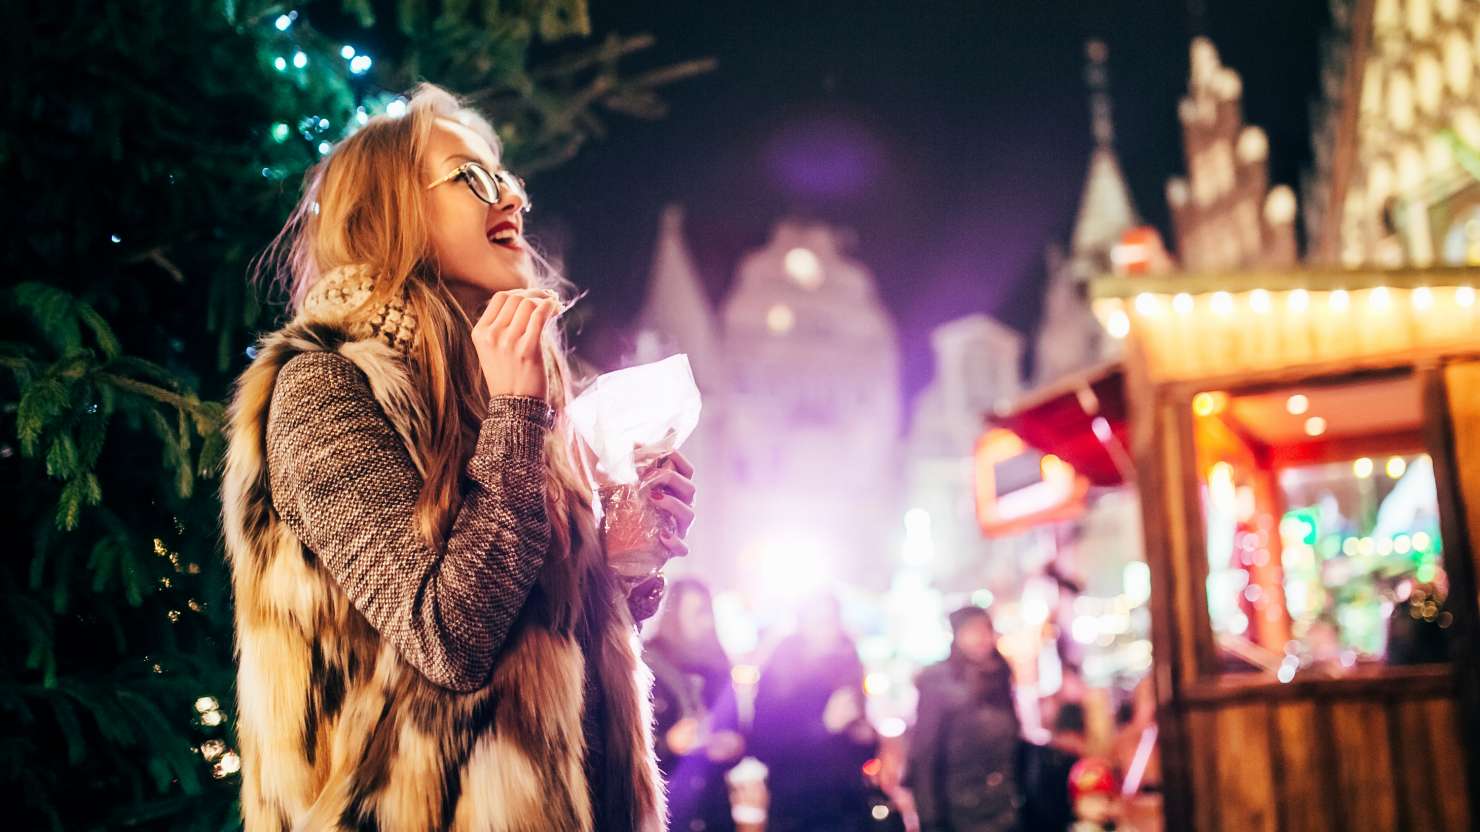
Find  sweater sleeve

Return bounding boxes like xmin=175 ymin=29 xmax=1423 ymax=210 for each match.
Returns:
xmin=265 ymin=351 xmax=553 ymax=692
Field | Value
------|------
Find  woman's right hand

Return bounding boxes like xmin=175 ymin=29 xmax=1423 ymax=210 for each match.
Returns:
xmin=472 ymin=289 xmax=561 ymax=401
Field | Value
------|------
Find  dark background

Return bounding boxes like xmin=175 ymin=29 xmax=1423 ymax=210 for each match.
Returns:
xmin=533 ymin=0 xmax=1330 ymax=405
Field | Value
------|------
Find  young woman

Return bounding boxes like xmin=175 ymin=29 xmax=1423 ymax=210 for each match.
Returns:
xmin=221 ymin=84 xmax=694 ymax=832
xmin=906 ymin=606 xmax=1023 ymax=832
xmin=644 ymin=578 xmax=745 ymax=832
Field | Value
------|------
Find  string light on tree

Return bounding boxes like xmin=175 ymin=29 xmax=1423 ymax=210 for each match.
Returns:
xmin=213 ymin=751 xmax=242 ymax=779
xmin=292 ymin=50 xmax=307 ymax=69
xmin=340 ymin=45 xmax=356 ymax=59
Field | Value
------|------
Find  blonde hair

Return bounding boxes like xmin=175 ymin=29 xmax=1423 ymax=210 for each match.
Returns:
xmin=255 ymin=83 xmax=599 ymax=632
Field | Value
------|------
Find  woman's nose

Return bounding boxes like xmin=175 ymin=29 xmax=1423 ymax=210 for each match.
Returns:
xmin=496 ymin=174 xmax=529 ymax=215
xmin=496 ymin=188 xmax=526 ymax=215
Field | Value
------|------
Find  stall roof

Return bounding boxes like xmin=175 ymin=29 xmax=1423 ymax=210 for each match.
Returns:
xmin=991 ymin=359 xmax=1130 ymax=488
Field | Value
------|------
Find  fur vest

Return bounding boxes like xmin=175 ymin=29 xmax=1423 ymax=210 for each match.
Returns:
xmin=221 ymin=277 xmax=665 ymax=832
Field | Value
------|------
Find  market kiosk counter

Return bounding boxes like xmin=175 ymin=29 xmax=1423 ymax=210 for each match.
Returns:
xmin=1092 ymin=269 xmax=1479 ymax=832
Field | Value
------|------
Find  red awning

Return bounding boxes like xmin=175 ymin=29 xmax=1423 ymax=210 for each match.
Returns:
xmin=990 ymin=361 xmax=1131 ymax=487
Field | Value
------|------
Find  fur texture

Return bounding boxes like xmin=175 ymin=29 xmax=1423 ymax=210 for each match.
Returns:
xmin=222 ymin=319 xmax=665 ymax=832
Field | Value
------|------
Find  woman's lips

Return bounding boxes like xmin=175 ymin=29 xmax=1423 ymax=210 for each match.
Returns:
xmin=487 ymin=221 xmax=521 ymax=250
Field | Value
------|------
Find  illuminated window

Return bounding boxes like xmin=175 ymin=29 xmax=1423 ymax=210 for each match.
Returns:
xmin=765 ymin=303 xmax=796 ymax=334
xmin=1443 ymin=204 xmax=1480 ymax=266
xmin=1193 ymin=373 xmax=1451 ymax=673
xmin=1415 ymin=52 xmax=1443 ymax=115
xmin=1444 ymin=31 xmax=1472 ymax=96
xmin=1387 ymin=69 xmax=1415 ymax=132
xmin=783 ymin=247 xmax=824 ymax=289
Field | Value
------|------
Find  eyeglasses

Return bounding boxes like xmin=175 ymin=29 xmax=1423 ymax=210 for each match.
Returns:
xmin=426 ymin=161 xmax=530 ymax=212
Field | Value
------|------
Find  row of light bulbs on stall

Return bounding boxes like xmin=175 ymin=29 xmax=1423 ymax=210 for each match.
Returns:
xmin=1103 ymin=284 xmax=1477 ymax=340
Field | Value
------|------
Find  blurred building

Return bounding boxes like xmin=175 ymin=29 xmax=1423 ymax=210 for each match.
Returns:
xmin=635 ymin=214 xmax=903 ymax=594
xmin=1306 ymin=0 xmax=1480 ymax=267
xmin=1165 ymin=38 xmax=1300 ymax=270
xmin=904 ymin=315 xmax=1023 ymax=586
xmin=1034 ymin=40 xmax=1138 ymax=387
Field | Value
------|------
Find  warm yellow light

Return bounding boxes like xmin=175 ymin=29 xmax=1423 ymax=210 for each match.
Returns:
xmin=1286 ymin=394 xmax=1310 ymax=415
xmin=766 ymin=303 xmax=795 ymax=334
xmin=1250 ymin=289 xmax=1271 ymax=313
xmin=1459 ymin=286 xmax=1476 ymax=307
xmin=1369 ymin=286 xmax=1391 ymax=308
xmin=1353 ymin=457 xmax=1374 ymax=478
xmin=1208 ymin=461 xmax=1235 ymax=487
xmin=1304 ymin=416 xmax=1328 ymax=437
xmin=1386 ymin=456 xmax=1407 ymax=479
xmin=984 ymin=428 xmax=1027 ymax=457
xmin=1330 ymin=289 xmax=1350 ymax=310
xmin=1192 ymin=391 xmax=1227 ymax=417
xmin=1040 ymin=453 xmax=1073 ymax=480
xmin=1413 ymin=286 xmax=1434 ymax=310
xmin=731 ymin=664 xmax=761 ymax=686
xmin=1135 ymin=293 xmax=1159 ymax=316
xmin=1106 ymin=309 xmax=1131 ymax=339
xmin=863 ymin=672 xmax=891 ymax=696
xmin=1173 ymin=292 xmax=1194 ymax=314
xmin=1413 ymin=531 xmax=1432 ymax=551
xmin=784 ymin=247 xmax=823 ymax=288
xmin=1212 ymin=291 xmax=1234 ymax=315
xmin=1288 ymin=288 xmax=1310 ymax=312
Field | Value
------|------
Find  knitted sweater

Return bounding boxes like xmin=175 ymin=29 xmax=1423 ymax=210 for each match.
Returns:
xmin=265 ymin=351 xmax=554 ymax=692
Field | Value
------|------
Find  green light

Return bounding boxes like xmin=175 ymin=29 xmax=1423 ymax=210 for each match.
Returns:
xmin=1282 ymin=508 xmax=1320 ymax=546
xmin=1416 ymin=563 xmax=1437 ymax=583
xmin=271 ymin=122 xmax=290 ymax=142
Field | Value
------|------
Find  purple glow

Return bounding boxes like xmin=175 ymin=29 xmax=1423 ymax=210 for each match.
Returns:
xmin=763 ymin=117 xmax=885 ymax=199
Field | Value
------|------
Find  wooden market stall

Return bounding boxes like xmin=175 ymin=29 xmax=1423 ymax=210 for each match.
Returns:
xmin=1092 ymin=268 xmax=1480 ymax=831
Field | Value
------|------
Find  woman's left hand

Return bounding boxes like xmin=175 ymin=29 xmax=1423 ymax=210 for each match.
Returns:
xmin=645 ymin=450 xmax=696 ymax=558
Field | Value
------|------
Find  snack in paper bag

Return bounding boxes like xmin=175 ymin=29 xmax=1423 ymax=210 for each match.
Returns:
xmin=568 ymin=354 xmax=702 ymax=579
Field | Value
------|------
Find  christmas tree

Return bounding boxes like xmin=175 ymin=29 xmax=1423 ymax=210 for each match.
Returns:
xmin=0 ymin=2 xmax=710 ymax=828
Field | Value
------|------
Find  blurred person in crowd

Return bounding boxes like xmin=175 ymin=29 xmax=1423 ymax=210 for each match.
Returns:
xmin=750 ymin=592 xmax=878 ymax=832
xmin=1019 ymin=702 xmax=1085 ymax=831
xmin=906 ymin=606 xmax=1022 ymax=832
xmin=645 ymin=578 xmax=745 ymax=832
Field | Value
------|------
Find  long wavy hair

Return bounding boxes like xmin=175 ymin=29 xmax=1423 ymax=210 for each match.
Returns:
xmin=253 ymin=84 xmax=604 ymax=635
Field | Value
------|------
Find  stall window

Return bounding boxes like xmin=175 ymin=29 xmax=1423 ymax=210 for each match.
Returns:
xmin=1191 ymin=372 xmax=1453 ymax=675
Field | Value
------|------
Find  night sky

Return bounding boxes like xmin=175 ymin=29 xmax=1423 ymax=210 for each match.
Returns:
xmin=533 ymin=0 xmax=1331 ymax=406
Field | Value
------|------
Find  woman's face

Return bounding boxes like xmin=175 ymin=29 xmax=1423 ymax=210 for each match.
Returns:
xmin=676 ymin=591 xmax=716 ymax=645
xmin=954 ymin=617 xmax=997 ymax=664
xmin=423 ymin=117 xmax=532 ymax=297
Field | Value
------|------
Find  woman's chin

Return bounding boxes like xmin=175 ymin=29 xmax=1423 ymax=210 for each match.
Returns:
xmin=471 ymin=250 xmax=536 ymax=291
xmin=494 ymin=247 xmax=537 ymax=286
